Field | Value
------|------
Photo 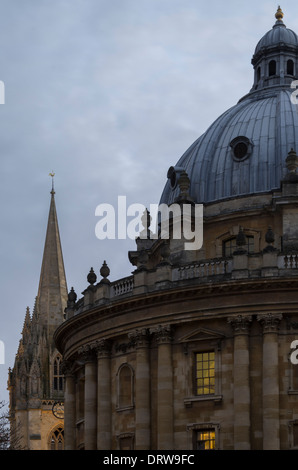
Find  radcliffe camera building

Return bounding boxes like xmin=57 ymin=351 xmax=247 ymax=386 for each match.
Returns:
xmin=8 ymin=8 xmax=298 ymax=450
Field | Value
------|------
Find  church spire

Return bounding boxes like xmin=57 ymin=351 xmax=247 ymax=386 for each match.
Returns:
xmin=36 ymin=177 xmax=68 ymax=336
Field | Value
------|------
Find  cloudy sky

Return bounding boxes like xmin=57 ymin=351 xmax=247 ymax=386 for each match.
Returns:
xmin=0 ymin=0 xmax=297 ymax=403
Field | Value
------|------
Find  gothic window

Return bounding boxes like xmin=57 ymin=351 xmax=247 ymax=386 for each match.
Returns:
xmin=287 ymin=59 xmax=294 ymax=76
xmin=194 ymin=429 xmax=216 ymax=450
xmin=269 ymin=60 xmax=276 ymax=76
xmin=223 ymin=235 xmax=254 ymax=257
xmin=53 ymin=355 xmax=64 ymax=392
xmin=49 ymin=426 xmax=64 ymax=450
xmin=195 ymin=352 xmax=215 ymax=396
xmin=117 ymin=363 xmax=134 ymax=410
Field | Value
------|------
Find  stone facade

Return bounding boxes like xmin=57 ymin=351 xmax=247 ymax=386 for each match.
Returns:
xmin=54 ymin=169 xmax=298 ymax=450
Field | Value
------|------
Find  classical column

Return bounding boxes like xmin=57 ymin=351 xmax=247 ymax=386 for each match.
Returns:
xmin=228 ymin=315 xmax=252 ymax=450
xmin=128 ymin=329 xmax=151 ymax=450
xmin=154 ymin=325 xmax=174 ymax=450
xmin=96 ymin=340 xmax=112 ymax=450
xmin=79 ymin=345 xmax=97 ymax=450
xmin=258 ymin=313 xmax=282 ymax=450
xmin=62 ymin=360 xmax=76 ymax=450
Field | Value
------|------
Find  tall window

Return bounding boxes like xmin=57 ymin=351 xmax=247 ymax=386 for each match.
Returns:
xmin=117 ymin=364 xmax=134 ymax=409
xmin=53 ymin=356 xmax=64 ymax=392
xmin=195 ymin=429 xmax=216 ymax=450
xmin=223 ymin=235 xmax=254 ymax=257
xmin=287 ymin=59 xmax=294 ymax=76
xmin=195 ymin=352 xmax=215 ymax=396
xmin=269 ymin=60 xmax=276 ymax=76
xmin=49 ymin=426 xmax=64 ymax=450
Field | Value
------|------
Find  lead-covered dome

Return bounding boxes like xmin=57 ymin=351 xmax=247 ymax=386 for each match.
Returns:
xmin=160 ymin=8 xmax=298 ymax=206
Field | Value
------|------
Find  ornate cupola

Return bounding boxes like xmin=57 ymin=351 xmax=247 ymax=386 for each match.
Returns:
xmin=251 ymin=6 xmax=298 ymax=91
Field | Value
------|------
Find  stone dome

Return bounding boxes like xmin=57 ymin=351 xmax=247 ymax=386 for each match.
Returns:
xmin=160 ymin=8 xmax=298 ymax=206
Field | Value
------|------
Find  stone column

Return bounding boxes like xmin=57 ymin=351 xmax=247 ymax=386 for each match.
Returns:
xmin=129 ymin=329 xmax=151 ymax=450
xmin=228 ymin=315 xmax=252 ymax=450
xmin=154 ymin=325 xmax=174 ymax=450
xmin=96 ymin=340 xmax=112 ymax=450
xmin=62 ymin=360 xmax=76 ymax=450
xmin=80 ymin=345 xmax=97 ymax=450
xmin=258 ymin=313 xmax=282 ymax=450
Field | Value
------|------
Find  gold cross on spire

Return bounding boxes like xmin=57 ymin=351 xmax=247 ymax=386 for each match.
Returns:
xmin=49 ymin=172 xmax=55 ymax=194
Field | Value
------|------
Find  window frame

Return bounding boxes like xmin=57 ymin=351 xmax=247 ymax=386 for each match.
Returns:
xmin=223 ymin=235 xmax=255 ymax=258
xmin=194 ymin=351 xmax=215 ymax=397
xmin=116 ymin=363 xmax=135 ymax=411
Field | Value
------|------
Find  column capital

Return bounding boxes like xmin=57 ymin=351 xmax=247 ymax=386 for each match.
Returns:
xmin=151 ymin=324 xmax=173 ymax=344
xmin=77 ymin=343 xmax=96 ymax=363
xmin=61 ymin=359 xmax=76 ymax=377
xmin=228 ymin=315 xmax=252 ymax=335
xmin=94 ymin=339 xmax=112 ymax=359
xmin=128 ymin=328 xmax=150 ymax=348
xmin=257 ymin=313 xmax=283 ymax=333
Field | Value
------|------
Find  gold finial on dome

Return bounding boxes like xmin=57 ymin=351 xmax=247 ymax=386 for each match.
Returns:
xmin=275 ymin=6 xmax=284 ymax=21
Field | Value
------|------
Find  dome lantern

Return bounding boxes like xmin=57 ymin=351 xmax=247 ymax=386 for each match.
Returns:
xmin=251 ymin=7 xmax=298 ymax=92
xmin=160 ymin=8 xmax=298 ymax=207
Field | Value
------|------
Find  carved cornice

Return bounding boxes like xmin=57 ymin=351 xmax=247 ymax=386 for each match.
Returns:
xmin=257 ymin=313 xmax=283 ymax=333
xmin=55 ymin=277 xmax=298 ymax=357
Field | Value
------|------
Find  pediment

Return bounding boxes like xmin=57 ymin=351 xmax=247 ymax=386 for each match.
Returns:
xmin=178 ymin=327 xmax=225 ymax=343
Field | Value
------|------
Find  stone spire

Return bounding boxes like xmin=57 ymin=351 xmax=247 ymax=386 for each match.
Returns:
xmin=36 ymin=182 xmax=68 ymax=337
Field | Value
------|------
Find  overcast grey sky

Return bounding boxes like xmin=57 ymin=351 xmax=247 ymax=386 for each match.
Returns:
xmin=1 ymin=0 xmax=297 ymax=403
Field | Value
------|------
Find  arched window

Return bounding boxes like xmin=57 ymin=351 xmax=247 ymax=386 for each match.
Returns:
xmin=49 ymin=426 xmax=64 ymax=450
xmin=53 ymin=355 xmax=64 ymax=392
xmin=257 ymin=66 xmax=261 ymax=82
xmin=117 ymin=363 xmax=134 ymax=409
xmin=287 ymin=59 xmax=294 ymax=76
xmin=269 ymin=60 xmax=276 ymax=76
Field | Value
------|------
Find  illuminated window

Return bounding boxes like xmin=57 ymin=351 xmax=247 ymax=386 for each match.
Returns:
xmin=223 ymin=235 xmax=254 ymax=257
xmin=195 ymin=352 xmax=215 ymax=396
xmin=49 ymin=426 xmax=64 ymax=450
xmin=53 ymin=356 xmax=64 ymax=392
xmin=195 ymin=429 xmax=216 ymax=450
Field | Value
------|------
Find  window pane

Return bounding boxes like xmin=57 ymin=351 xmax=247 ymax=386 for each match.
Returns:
xmin=196 ymin=430 xmax=216 ymax=450
xmin=223 ymin=236 xmax=254 ymax=257
xmin=195 ymin=352 xmax=215 ymax=395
